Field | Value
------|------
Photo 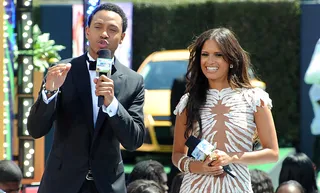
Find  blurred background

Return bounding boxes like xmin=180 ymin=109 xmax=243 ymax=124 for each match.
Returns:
xmin=0 ymin=0 xmax=319 ymax=192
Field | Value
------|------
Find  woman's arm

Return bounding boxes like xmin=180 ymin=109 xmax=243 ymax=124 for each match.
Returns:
xmin=172 ymin=110 xmax=189 ymax=168
xmin=212 ymin=102 xmax=279 ymax=166
xmin=229 ymin=104 xmax=279 ymax=165
xmin=172 ymin=110 xmax=223 ymax=175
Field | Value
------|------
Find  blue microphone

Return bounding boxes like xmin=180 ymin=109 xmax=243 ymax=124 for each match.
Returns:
xmin=185 ymin=135 xmax=236 ymax=178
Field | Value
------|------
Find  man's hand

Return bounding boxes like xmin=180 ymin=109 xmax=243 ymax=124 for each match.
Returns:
xmin=94 ymin=75 xmax=114 ymax=107
xmin=45 ymin=63 xmax=72 ymax=91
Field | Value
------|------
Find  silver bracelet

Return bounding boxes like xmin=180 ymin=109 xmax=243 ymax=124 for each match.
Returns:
xmin=42 ymin=83 xmax=58 ymax=95
xmin=177 ymin=155 xmax=188 ymax=172
xmin=184 ymin=157 xmax=194 ymax=173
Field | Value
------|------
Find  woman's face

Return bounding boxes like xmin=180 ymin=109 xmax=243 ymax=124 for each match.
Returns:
xmin=200 ymin=39 xmax=230 ymax=88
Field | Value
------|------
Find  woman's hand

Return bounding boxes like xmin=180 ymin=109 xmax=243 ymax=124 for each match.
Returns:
xmin=189 ymin=156 xmax=224 ymax=176
xmin=209 ymin=150 xmax=233 ymax=167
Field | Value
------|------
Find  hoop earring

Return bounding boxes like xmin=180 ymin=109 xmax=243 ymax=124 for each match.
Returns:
xmin=230 ymin=64 xmax=233 ymax=69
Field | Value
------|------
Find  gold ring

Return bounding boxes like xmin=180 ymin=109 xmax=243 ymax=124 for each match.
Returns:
xmin=210 ymin=153 xmax=218 ymax=161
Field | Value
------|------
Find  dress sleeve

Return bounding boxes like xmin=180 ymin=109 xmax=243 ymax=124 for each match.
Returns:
xmin=243 ymin=88 xmax=273 ymax=112
xmin=173 ymin=93 xmax=189 ymax=115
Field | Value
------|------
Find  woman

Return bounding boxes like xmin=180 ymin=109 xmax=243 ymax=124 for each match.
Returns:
xmin=171 ymin=27 xmax=279 ymax=193
xmin=279 ymin=153 xmax=318 ymax=193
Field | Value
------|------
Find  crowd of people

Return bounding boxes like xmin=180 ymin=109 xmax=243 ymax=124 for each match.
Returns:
xmin=1 ymin=153 xmax=318 ymax=193
xmin=126 ymin=153 xmax=319 ymax=193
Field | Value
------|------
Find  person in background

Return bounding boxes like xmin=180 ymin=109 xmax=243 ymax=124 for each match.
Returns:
xmin=304 ymin=38 xmax=320 ymax=176
xmin=169 ymin=172 xmax=184 ymax=193
xmin=127 ymin=179 xmax=164 ymax=193
xmin=127 ymin=160 xmax=168 ymax=193
xmin=279 ymin=153 xmax=318 ymax=193
xmin=170 ymin=75 xmax=187 ymax=129
xmin=0 ymin=160 xmax=23 ymax=193
xmin=276 ymin=180 xmax=305 ymax=193
xmin=250 ymin=169 xmax=274 ymax=193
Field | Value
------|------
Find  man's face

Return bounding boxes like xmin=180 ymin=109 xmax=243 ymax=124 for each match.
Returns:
xmin=0 ymin=182 xmax=21 ymax=193
xmin=85 ymin=10 xmax=125 ymax=59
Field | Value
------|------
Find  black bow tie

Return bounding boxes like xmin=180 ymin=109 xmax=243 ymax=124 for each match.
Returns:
xmin=85 ymin=54 xmax=97 ymax=70
xmin=88 ymin=60 xmax=96 ymax=71
xmin=86 ymin=54 xmax=115 ymax=74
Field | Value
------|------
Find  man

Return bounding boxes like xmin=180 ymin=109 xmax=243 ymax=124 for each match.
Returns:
xmin=170 ymin=75 xmax=187 ymax=128
xmin=305 ymin=38 xmax=320 ymax=174
xmin=27 ymin=3 xmax=145 ymax=193
xmin=0 ymin=160 xmax=22 ymax=193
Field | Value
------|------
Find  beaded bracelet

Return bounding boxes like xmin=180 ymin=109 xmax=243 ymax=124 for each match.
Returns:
xmin=177 ymin=155 xmax=188 ymax=172
xmin=184 ymin=157 xmax=194 ymax=173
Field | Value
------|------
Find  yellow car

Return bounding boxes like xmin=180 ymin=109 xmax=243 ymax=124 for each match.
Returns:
xmin=124 ymin=49 xmax=266 ymax=153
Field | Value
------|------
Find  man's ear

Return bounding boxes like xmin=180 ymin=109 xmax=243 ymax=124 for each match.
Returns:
xmin=85 ymin=26 xmax=89 ymax=39
xmin=120 ymin=33 xmax=126 ymax=44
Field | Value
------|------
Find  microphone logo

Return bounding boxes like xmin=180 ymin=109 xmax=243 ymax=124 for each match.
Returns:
xmin=192 ymin=139 xmax=215 ymax=161
xmin=96 ymin=58 xmax=112 ymax=74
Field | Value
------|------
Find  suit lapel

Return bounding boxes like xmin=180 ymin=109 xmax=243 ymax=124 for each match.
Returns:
xmin=91 ymin=59 xmax=125 ymax=145
xmin=71 ymin=54 xmax=94 ymax=135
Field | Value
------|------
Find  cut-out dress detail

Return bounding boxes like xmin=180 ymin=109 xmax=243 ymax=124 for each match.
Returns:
xmin=174 ymin=87 xmax=272 ymax=193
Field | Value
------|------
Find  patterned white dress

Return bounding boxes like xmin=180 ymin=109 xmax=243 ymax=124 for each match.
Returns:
xmin=174 ymin=87 xmax=272 ymax=193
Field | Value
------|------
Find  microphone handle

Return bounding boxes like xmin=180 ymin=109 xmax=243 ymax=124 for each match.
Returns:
xmin=222 ymin=165 xmax=236 ymax=178
xmin=207 ymin=152 xmax=236 ymax=178
xmin=207 ymin=154 xmax=236 ymax=178
xmin=97 ymin=72 xmax=109 ymax=107
xmin=98 ymin=96 xmax=104 ymax=107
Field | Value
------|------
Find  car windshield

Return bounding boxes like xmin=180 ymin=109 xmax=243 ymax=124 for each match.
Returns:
xmin=140 ymin=60 xmax=188 ymax=90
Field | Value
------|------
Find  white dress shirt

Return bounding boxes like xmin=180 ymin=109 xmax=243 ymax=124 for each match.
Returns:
xmin=42 ymin=53 xmax=119 ymax=128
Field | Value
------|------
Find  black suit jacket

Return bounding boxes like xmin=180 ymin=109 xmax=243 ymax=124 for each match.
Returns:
xmin=27 ymin=54 xmax=145 ymax=193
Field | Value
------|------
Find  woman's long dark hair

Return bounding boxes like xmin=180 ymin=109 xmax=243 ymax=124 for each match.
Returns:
xmin=279 ymin=153 xmax=318 ymax=193
xmin=184 ymin=27 xmax=253 ymax=139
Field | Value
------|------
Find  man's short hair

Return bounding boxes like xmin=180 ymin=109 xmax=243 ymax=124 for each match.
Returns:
xmin=0 ymin=160 xmax=23 ymax=183
xmin=87 ymin=3 xmax=128 ymax=33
